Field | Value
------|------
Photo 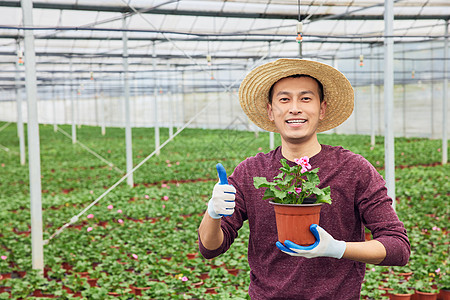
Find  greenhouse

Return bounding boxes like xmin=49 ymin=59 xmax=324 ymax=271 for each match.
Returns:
xmin=0 ymin=0 xmax=448 ymax=299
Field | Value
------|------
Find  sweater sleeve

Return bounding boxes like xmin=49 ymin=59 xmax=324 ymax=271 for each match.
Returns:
xmin=198 ymin=162 xmax=248 ymax=259
xmin=355 ymin=156 xmax=411 ymax=266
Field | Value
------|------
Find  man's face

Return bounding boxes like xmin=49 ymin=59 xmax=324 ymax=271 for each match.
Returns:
xmin=267 ymin=76 xmax=326 ymax=145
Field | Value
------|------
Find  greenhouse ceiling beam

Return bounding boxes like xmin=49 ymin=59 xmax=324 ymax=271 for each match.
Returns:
xmin=0 ymin=33 xmax=433 ymax=45
xmin=0 ymin=1 xmax=448 ymax=21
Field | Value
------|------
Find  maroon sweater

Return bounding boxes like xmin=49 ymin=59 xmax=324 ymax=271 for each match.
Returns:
xmin=199 ymin=145 xmax=410 ymax=300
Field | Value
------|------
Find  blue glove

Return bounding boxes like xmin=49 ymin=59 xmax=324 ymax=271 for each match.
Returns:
xmin=276 ymin=224 xmax=346 ymax=259
xmin=207 ymin=163 xmax=236 ymax=219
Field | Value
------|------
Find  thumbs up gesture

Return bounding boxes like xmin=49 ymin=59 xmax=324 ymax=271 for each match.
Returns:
xmin=207 ymin=163 xmax=236 ymax=219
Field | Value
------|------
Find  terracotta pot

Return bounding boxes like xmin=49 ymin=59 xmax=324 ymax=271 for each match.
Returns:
xmin=131 ymin=286 xmax=151 ymax=296
xmin=87 ymin=278 xmax=98 ymax=287
xmin=205 ymin=287 xmax=218 ymax=294
xmin=270 ymin=201 xmax=323 ymax=246
xmin=397 ymin=272 xmax=413 ymax=281
xmin=390 ymin=293 xmax=413 ymax=300
xmin=415 ymin=290 xmax=438 ymax=300
xmin=197 ymin=273 xmax=209 ymax=280
xmin=186 ymin=253 xmax=198 ymax=259
xmin=192 ymin=281 xmax=204 ymax=288
xmin=438 ymin=289 xmax=450 ymax=300
xmin=226 ymin=268 xmax=239 ymax=276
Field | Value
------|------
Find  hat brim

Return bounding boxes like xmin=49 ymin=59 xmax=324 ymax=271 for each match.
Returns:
xmin=238 ymin=59 xmax=354 ymax=133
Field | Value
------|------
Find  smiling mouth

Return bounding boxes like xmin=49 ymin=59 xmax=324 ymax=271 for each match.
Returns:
xmin=286 ymin=119 xmax=306 ymax=124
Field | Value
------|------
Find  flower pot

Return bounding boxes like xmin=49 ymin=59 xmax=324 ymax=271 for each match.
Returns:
xmin=389 ymin=293 xmax=413 ymax=300
xmin=438 ymin=289 xmax=450 ymax=300
xmin=87 ymin=278 xmax=98 ymax=287
xmin=226 ymin=268 xmax=240 ymax=276
xmin=415 ymin=290 xmax=438 ymax=300
xmin=197 ymin=273 xmax=209 ymax=280
xmin=131 ymin=286 xmax=151 ymax=296
xmin=205 ymin=287 xmax=218 ymax=294
xmin=270 ymin=201 xmax=323 ymax=246
xmin=397 ymin=272 xmax=413 ymax=281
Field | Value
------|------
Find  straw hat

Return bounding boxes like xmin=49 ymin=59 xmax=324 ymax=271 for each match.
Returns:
xmin=238 ymin=58 xmax=354 ymax=133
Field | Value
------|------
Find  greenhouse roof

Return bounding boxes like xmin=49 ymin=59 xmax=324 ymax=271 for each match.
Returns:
xmin=0 ymin=0 xmax=448 ymax=90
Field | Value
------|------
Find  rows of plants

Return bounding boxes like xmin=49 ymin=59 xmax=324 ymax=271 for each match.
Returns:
xmin=0 ymin=123 xmax=448 ymax=299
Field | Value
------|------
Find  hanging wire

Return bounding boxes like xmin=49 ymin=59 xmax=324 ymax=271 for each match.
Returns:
xmin=298 ymin=0 xmax=301 ymax=22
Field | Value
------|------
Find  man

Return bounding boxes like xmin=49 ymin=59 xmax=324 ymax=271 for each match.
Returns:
xmin=198 ymin=59 xmax=410 ymax=299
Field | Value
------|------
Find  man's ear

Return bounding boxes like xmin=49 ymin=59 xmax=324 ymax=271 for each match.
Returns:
xmin=319 ymin=101 xmax=327 ymax=120
xmin=267 ymin=103 xmax=274 ymax=121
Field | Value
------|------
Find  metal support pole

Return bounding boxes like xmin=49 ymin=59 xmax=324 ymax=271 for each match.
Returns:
xmin=153 ymin=42 xmax=160 ymax=155
xmin=15 ymin=40 xmax=26 ymax=165
xmin=70 ymin=60 xmax=76 ymax=143
xmin=53 ymin=86 xmax=57 ymax=132
xmin=442 ymin=20 xmax=448 ymax=165
xmin=431 ymin=45 xmax=434 ymax=138
xmin=270 ymin=132 xmax=275 ymax=150
xmin=402 ymin=45 xmax=406 ymax=137
xmin=21 ymin=0 xmax=44 ymax=272
xmin=122 ymin=15 xmax=133 ymax=187
xmin=100 ymin=65 xmax=106 ymax=135
xmin=370 ymin=45 xmax=376 ymax=146
xmin=384 ymin=0 xmax=396 ymax=209
xmin=168 ymin=63 xmax=173 ymax=138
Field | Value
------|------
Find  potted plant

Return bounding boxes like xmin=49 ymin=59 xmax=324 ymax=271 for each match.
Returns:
xmin=387 ymin=276 xmax=413 ymax=299
xmin=254 ymin=157 xmax=332 ymax=246
xmin=413 ymin=278 xmax=439 ymax=300
xmin=437 ymin=270 xmax=450 ymax=300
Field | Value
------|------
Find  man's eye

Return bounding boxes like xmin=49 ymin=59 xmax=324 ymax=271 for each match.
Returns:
xmin=279 ymin=97 xmax=290 ymax=102
xmin=301 ymin=97 xmax=312 ymax=101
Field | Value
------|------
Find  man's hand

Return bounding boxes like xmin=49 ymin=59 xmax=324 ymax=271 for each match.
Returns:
xmin=276 ymin=224 xmax=346 ymax=259
xmin=207 ymin=163 xmax=236 ymax=219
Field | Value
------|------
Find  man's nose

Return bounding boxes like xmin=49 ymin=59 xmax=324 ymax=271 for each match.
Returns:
xmin=289 ymin=100 xmax=302 ymax=114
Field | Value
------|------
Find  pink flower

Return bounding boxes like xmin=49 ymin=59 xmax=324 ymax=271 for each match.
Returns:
xmin=301 ymin=167 xmax=308 ymax=174
xmin=117 ymin=209 xmax=122 ymax=214
xmin=167 ymin=164 xmax=172 ymax=167
xmin=432 ymin=226 xmax=440 ymax=231
xmin=1 ymin=256 xmax=7 ymax=260
xmin=89 ymin=190 xmax=94 ymax=194
xmin=258 ymin=147 xmax=262 ymax=151
xmin=107 ymin=205 xmax=113 ymax=210
xmin=163 ymin=196 xmax=169 ymax=201
xmin=162 ymin=205 xmax=166 ymax=208
xmin=87 ymin=227 xmax=93 ymax=232
xmin=435 ymin=268 xmax=441 ymax=274
xmin=1 ymin=164 xmax=4 ymax=168
xmin=437 ymin=148 xmax=441 ymax=152
xmin=295 ymin=187 xmax=302 ymax=194
xmin=181 ymin=276 xmax=188 ymax=282
xmin=132 ymin=254 xmax=138 ymax=260
xmin=144 ymin=194 xmax=150 ymax=199
xmin=176 ymin=183 xmax=180 ymax=187
xmin=87 ymin=214 xmax=94 ymax=219
xmin=118 ymin=219 xmax=124 ymax=224
xmin=371 ymin=268 xmax=376 ymax=272
xmin=176 ymin=161 xmax=180 ymax=165
xmin=165 ymin=160 xmax=170 ymax=163
xmin=161 ymin=184 xmax=167 ymax=188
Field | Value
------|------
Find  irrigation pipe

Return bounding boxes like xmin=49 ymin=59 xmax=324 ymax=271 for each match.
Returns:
xmin=0 ymin=122 xmax=11 ymax=132
xmin=0 ymin=143 xmax=18 ymax=154
xmin=56 ymin=126 xmax=123 ymax=174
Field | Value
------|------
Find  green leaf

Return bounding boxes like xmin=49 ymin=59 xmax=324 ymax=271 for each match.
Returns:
xmin=316 ymin=186 xmax=332 ymax=204
xmin=253 ymin=177 xmax=276 ymax=188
